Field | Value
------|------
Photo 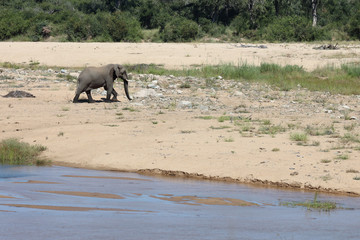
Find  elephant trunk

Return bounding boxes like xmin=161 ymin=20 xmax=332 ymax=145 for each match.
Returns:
xmin=123 ymin=79 xmax=132 ymax=100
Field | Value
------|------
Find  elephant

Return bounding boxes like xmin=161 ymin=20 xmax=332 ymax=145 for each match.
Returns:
xmin=73 ymin=64 xmax=132 ymax=103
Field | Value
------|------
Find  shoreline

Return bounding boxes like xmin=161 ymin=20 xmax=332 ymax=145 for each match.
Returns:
xmin=53 ymin=162 xmax=360 ymax=197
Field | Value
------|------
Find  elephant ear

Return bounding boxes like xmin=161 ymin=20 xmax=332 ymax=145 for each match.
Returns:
xmin=113 ymin=65 xmax=121 ymax=79
xmin=120 ymin=65 xmax=128 ymax=79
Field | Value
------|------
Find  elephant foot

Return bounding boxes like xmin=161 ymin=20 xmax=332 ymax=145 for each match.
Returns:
xmin=88 ymin=99 xmax=95 ymax=103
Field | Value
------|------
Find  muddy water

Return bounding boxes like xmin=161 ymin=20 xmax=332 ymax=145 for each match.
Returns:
xmin=0 ymin=166 xmax=359 ymax=240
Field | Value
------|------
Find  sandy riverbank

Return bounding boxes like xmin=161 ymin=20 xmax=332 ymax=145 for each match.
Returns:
xmin=1 ymin=42 xmax=360 ymax=195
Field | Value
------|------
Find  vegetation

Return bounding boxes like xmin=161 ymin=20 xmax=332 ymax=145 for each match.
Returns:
xmin=0 ymin=138 xmax=50 ymax=166
xmin=280 ymin=193 xmax=338 ymax=211
xmin=290 ymin=132 xmax=308 ymax=143
xmin=0 ymin=0 xmax=359 ymax=42
xmin=127 ymin=63 xmax=360 ymax=95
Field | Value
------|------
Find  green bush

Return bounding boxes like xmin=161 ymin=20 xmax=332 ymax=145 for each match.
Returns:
xmin=262 ymin=16 xmax=328 ymax=42
xmin=107 ymin=11 xmax=143 ymax=42
xmin=0 ymin=9 xmax=29 ymax=40
xmin=0 ymin=138 xmax=49 ymax=166
xmin=65 ymin=14 xmax=89 ymax=41
xmin=162 ymin=17 xmax=199 ymax=42
xmin=28 ymin=21 xmax=51 ymax=41
xmin=230 ymin=14 xmax=251 ymax=36
xmin=347 ymin=9 xmax=360 ymax=40
xmin=198 ymin=18 xmax=225 ymax=37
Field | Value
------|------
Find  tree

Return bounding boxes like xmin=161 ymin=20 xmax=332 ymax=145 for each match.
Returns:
xmin=162 ymin=17 xmax=199 ymax=42
xmin=107 ymin=11 xmax=143 ymax=42
xmin=311 ymin=0 xmax=319 ymax=26
xmin=0 ymin=9 xmax=29 ymax=40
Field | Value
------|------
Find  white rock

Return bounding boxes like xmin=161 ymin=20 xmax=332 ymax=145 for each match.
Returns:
xmin=69 ymin=72 xmax=79 ymax=78
xmin=134 ymin=89 xmax=161 ymax=98
xmin=177 ymin=101 xmax=192 ymax=109
xmin=233 ymin=91 xmax=244 ymax=97
xmin=147 ymin=83 xmax=158 ymax=89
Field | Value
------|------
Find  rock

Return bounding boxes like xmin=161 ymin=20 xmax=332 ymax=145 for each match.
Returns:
xmin=233 ymin=91 xmax=244 ymax=97
xmin=198 ymin=105 xmax=209 ymax=111
xmin=177 ymin=100 xmax=192 ymax=109
xmin=350 ymin=116 xmax=357 ymax=120
xmin=97 ymin=89 xmax=107 ymax=96
xmin=134 ymin=89 xmax=162 ymax=98
xmin=69 ymin=72 xmax=79 ymax=78
xmin=3 ymin=90 xmax=35 ymax=98
xmin=60 ymin=69 xmax=68 ymax=74
xmin=147 ymin=83 xmax=158 ymax=89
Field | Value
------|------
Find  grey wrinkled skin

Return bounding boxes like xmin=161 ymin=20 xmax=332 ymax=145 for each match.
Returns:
xmin=73 ymin=64 xmax=132 ymax=103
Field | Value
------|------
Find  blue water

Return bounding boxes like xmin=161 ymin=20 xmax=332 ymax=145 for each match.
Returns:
xmin=0 ymin=165 xmax=359 ymax=240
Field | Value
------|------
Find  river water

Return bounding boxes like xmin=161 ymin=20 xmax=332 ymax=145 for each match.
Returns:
xmin=0 ymin=165 xmax=359 ymax=240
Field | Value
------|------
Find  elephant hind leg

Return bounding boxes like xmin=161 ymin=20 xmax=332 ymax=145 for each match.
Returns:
xmin=73 ymin=93 xmax=80 ymax=103
xmin=73 ymin=87 xmax=82 ymax=103
xmin=86 ymin=90 xmax=95 ymax=103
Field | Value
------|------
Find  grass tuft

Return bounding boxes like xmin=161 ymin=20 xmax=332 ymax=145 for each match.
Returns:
xmin=280 ymin=193 xmax=337 ymax=211
xmin=0 ymin=138 xmax=50 ymax=166
xmin=290 ymin=132 xmax=308 ymax=142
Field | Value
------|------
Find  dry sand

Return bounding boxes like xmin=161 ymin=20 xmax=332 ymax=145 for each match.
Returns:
xmin=1 ymin=42 xmax=359 ymax=70
xmin=1 ymin=42 xmax=360 ymax=196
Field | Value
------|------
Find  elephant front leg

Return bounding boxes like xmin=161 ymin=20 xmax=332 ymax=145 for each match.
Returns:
xmin=86 ymin=90 xmax=95 ymax=103
xmin=111 ymin=89 xmax=118 ymax=101
xmin=105 ymin=86 xmax=113 ymax=102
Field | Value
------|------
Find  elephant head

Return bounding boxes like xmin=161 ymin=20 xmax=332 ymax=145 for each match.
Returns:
xmin=113 ymin=64 xmax=132 ymax=100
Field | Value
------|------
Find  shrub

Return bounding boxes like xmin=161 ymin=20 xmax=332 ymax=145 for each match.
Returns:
xmin=0 ymin=9 xmax=29 ymax=40
xmin=231 ymin=14 xmax=251 ymax=36
xmin=136 ymin=0 xmax=170 ymax=29
xmin=65 ymin=14 xmax=89 ymax=41
xmin=107 ymin=11 xmax=143 ymax=42
xmin=29 ymin=21 xmax=51 ymax=41
xmin=290 ymin=132 xmax=308 ymax=142
xmin=347 ymin=9 xmax=360 ymax=40
xmin=0 ymin=138 xmax=49 ymax=166
xmin=262 ymin=16 xmax=328 ymax=42
xmin=162 ymin=17 xmax=199 ymax=42
xmin=199 ymin=18 xmax=226 ymax=37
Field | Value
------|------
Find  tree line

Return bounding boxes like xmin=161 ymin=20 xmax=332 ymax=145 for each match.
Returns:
xmin=0 ymin=0 xmax=359 ymax=42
